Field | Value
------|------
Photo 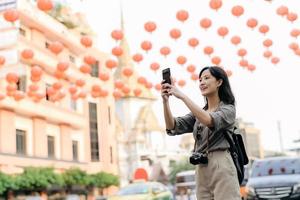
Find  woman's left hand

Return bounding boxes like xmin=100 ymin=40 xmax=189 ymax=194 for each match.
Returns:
xmin=167 ymin=83 xmax=186 ymax=100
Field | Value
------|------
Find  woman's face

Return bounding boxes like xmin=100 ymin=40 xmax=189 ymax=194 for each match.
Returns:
xmin=199 ymin=69 xmax=222 ymax=96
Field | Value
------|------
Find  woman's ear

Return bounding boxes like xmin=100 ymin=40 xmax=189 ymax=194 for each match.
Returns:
xmin=217 ymin=79 xmax=223 ymax=87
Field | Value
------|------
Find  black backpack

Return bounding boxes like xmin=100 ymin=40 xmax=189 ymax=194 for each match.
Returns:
xmin=224 ymin=127 xmax=249 ymax=185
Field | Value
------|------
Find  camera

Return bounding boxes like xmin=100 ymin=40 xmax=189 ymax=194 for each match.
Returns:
xmin=189 ymin=152 xmax=208 ymax=165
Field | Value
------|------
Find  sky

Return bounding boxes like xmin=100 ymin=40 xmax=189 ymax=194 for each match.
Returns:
xmin=67 ymin=0 xmax=300 ymax=152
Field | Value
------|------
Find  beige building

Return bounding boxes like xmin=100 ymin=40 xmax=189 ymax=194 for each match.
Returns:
xmin=0 ymin=0 xmax=118 ymax=176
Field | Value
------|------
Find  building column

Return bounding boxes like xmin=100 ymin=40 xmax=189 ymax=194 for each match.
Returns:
xmin=0 ymin=109 xmax=16 ymax=154
xmin=60 ymin=124 xmax=72 ymax=161
xmin=32 ymin=117 xmax=47 ymax=157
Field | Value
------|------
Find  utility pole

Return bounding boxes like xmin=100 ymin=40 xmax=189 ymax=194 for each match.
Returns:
xmin=277 ymin=120 xmax=284 ymax=153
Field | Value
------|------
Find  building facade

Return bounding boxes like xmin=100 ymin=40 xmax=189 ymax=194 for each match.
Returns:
xmin=0 ymin=0 xmax=118 ymax=175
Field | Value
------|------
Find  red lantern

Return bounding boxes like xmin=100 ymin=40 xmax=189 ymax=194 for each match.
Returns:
xmin=289 ymin=42 xmax=299 ymax=51
xmin=154 ymin=83 xmax=162 ymax=91
xmin=6 ymin=84 xmax=17 ymax=92
xmin=99 ymin=89 xmax=108 ymax=98
xmin=78 ymin=91 xmax=87 ymax=99
xmin=145 ymin=82 xmax=153 ymax=89
xmin=37 ymin=0 xmax=53 ymax=11
xmin=204 ymin=46 xmax=214 ymax=56
xmin=57 ymin=62 xmax=69 ymax=72
xmin=160 ymin=46 xmax=171 ymax=57
xmin=231 ymin=5 xmax=244 ymax=17
xmin=14 ymin=91 xmax=25 ymax=101
xmin=0 ymin=56 xmax=5 ymax=65
xmin=177 ymin=56 xmax=187 ymax=65
xmin=231 ymin=36 xmax=241 ymax=46
xmin=31 ymin=66 xmax=43 ymax=77
xmin=137 ymin=76 xmax=147 ymax=85
xmin=122 ymin=67 xmax=133 ymax=77
xmin=263 ymin=39 xmax=273 ymax=48
xmin=290 ymin=29 xmax=300 ymax=38
xmin=113 ymin=90 xmax=123 ymax=99
xmin=122 ymin=86 xmax=130 ymax=94
xmin=276 ymin=6 xmax=288 ymax=17
xmin=170 ymin=28 xmax=181 ymax=40
xmin=144 ymin=21 xmax=157 ymax=33
xmin=191 ymin=73 xmax=198 ymax=81
xmin=69 ymin=86 xmax=77 ymax=94
xmin=99 ymin=72 xmax=110 ymax=81
xmin=287 ymin=12 xmax=297 ymax=23
xmin=49 ymin=41 xmax=63 ymax=54
xmin=3 ymin=9 xmax=19 ymax=23
xmin=259 ymin=25 xmax=269 ymax=35
xmin=247 ymin=64 xmax=256 ymax=71
xmin=239 ymin=59 xmax=248 ymax=67
xmin=80 ymin=64 xmax=92 ymax=74
xmin=105 ymin=59 xmax=118 ymax=69
xmin=209 ymin=0 xmax=222 ymax=11
xmin=200 ymin=18 xmax=212 ymax=30
xmin=111 ymin=29 xmax=123 ymax=41
xmin=186 ymin=64 xmax=196 ymax=73
xmin=140 ymin=41 xmax=152 ymax=52
xmin=54 ymin=71 xmax=65 ymax=79
xmin=132 ymin=53 xmax=143 ymax=63
xmin=29 ymin=84 xmax=39 ymax=92
xmin=263 ymin=50 xmax=272 ymax=58
xmin=150 ymin=62 xmax=160 ymax=72
xmin=271 ymin=57 xmax=280 ymax=64
xmin=52 ymin=82 xmax=62 ymax=90
xmin=114 ymin=80 xmax=124 ymax=89
xmin=238 ymin=48 xmax=247 ymax=57
xmin=176 ymin=10 xmax=189 ymax=22
xmin=133 ymin=88 xmax=142 ymax=96
xmin=211 ymin=56 xmax=221 ymax=65
xmin=80 ymin=36 xmax=93 ymax=48
xmin=84 ymin=55 xmax=96 ymax=65
xmin=112 ymin=46 xmax=123 ymax=57
xmin=188 ymin=38 xmax=199 ymax=48
xmin=247 ymin=18 xmax=258 ymax=29
xmin=177 ymin=80 xmax=186 ymax=87
xmin=21 ymin=49 xmax=34 ymax=59
xmin=217 ymin=26 xmax=229 ymax=38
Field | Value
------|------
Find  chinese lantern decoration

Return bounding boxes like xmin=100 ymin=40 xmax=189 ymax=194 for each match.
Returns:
xmin=145 ymin=82 xmax=153 ymax=89
xmin=231 ymin=36 xmax=241 ymax=46
xmin=176 ymin=10 xmax=189 ymax=23
xmin=3 ymin=9 xmax=19 ymax=23
xmin=80 ymin=36 xmax=93 ymax=48
xmin=247 ymin=64 xmax=256 ymax=72
xmin=177 ymin=56 xmax=187 ymax=65
xmin=271 ymin=57 xmax=280 ymax=64
xmin=237 ymin=48 xmax=247 ymax=58
xmin=31 ymin=66 xmax=43 ymax=82
xmin=211 ymin=56 xmax=221 ymax=65
xmin=177 ymin=80 xmax=186 ymax=87
xmin=78 ymin=91 xmax=87 ymax=99
xmin=112 ymin=46 xmax=123 ymax=57
xmin=204 ymin=46 xmax=214 ymax=56
xmin=247 ymin=18 xmax=258 ymax=29
xmin=191 ymin=73 xmax=198 ymax=81
xmin=217 ymin=26 xmax=229 ymax=38
xmin=133 ymin=88 xmax=142 ymax=97
xmin=132 ymin=53 xmax=143 ymax=63
xmin=187 ymin=64 xmax=196 ymax=73
xmin=188 ymin=38 xmax=199 ymax=49
xmin=287 ymin=12 xmax=297 ymax=23
xmin=56 ymin=62 xmax=69 ymax=72
xmin=263 ymin=50 xmax=272 ymax=58
xmin=54 ymin=71 xmax=65 ymax=80
xmin=99 ymin=72 xmax=110 ymax=81
xmin=52 ymin=82 xmax=62 ymax=90
xmin=259 ymin=25 xmax=269 ymax=35
xmin=239 ymin=59 xmax=248 ymax=67
xmin=113 ymin=90 xmax=122 ymax=99
xmin=14 ymin=91 xmax=25 ymax=101
xmin=290 ymin=29 xmax=300 ymax=38
xmin=49 ymin=41 xmax=63 ymax=54
xmin=122 ymin=86 xmax=130 ymax=94
xmin=114 ymin=80 xmax=124 ymax=89
xmin=263 ymin=39 xmax=273 ymax=48
xmin=105 ymin=59 xmax=118 ymax=69
xmin=160 ymin=46 xmax=171 ymax=57
xmin=231 ymin=5 xmax=244 ymax=17
xmin=122 ymin=67 xmax=133 ymax=77
xmin=140 ymin=41 xmax=152 ymax=52
xmin=276 ymin=6 xmax=289 ymax=17
xmin=84 ymin=55 xmax=96 ymax=65
xmin=0 ymin=56 xmax=5 ymax=66
xmin=6 ymin=73 xmax=18 ymax=83
xmin=21 ymin=49 xmax=34 ymax=59
xmin=91 ymin=84 xmax=101 ymax=93
xmin=200 ymin=18 xmax=212 ymax=30
xmin=144 ymin=21 xmax=157 ymax=33
xmin=170 ymin=28 xmax=181 ymax=40
xmin=111 ymin=29 xmax=123 ymax=41
xmin=37 ymin=0 xmax=53 ymax=12
xmin=209 ymin=0 xmax=222 ymax=11
xmin=289 ymin=42 xmax=299 ymax=51
xmin=150 ymin=62 xmax=160 ymax=72
xmin=137 ymin=76 xmax=147 ymax=85
xmin=80 ymin=64 xmax=92 ymax=74
xmin=154 ymin=83 xmax=161 ymax=91
xmin=69 ymin=86 xmax=77 ymax=95
xmin=99 ymin=89 xmax=109 ymax=98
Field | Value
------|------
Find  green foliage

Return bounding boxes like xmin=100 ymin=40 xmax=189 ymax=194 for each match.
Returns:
xmin=16 ymin=167 xmax=64 ymax=191
xmin=62 ymin=168 xmax=89 ymax=187
xmin=0 ymin=172 xmax=17 ymax=195
xmin=168 ymin=158 xmax=195 ymax=184
xmin=88 ymin=172 xmax=119 ymax=188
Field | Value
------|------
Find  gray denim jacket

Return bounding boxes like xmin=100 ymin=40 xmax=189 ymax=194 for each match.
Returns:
xmin=167 ymin=101 xmax=236 ymax=153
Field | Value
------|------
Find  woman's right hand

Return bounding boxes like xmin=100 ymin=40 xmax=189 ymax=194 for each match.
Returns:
xmin=161 ymin=81 xmax=170 ymax=102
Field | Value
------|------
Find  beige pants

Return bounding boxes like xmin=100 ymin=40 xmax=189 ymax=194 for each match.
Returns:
xmin=195 ymin=150 xmax=241 ymax=200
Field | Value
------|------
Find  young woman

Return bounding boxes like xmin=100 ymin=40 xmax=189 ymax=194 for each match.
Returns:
xmin=161 ymin=66 xmax=240 ymax=200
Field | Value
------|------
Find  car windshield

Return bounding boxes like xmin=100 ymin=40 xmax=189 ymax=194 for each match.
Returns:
xmin=251 ymin=158 xmax=300 ymax=177
xmin=117 ymin=183 xmax=149 ymax=195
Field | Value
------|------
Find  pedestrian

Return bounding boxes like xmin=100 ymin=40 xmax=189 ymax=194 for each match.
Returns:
xmin=161 ymin=66 xmax=240 ymax=200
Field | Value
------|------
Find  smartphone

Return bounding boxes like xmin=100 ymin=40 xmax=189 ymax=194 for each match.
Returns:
xmin=162 ymin=68 xmax=171 ymax=84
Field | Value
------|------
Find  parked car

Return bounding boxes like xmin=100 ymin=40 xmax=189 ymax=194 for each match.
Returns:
xmin=245 ymin=156 xmax=300 ymax=199
xmin=107 ymin=181 xmax=173 ymax=200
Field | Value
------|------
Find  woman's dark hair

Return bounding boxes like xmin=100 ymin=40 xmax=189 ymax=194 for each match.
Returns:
xmin=199 ymin=66 xmax=235 ymax=107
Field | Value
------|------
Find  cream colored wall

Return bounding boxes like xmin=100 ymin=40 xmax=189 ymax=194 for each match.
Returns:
xmin=15 ymin=116 xmax=33 ymax=156
xmin=71 ymin=130 xmax=85 ymax=162
xmin=46 ymin=123 xmax=61 ymax=159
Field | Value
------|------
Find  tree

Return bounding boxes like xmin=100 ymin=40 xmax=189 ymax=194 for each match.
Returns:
xmin=62 ymin=168 xmax=89 ymax=187
xmin=168 ymin=158 xmax=195 ymax=184
xmin=0 ymin=172 xmax=17 ymax=196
